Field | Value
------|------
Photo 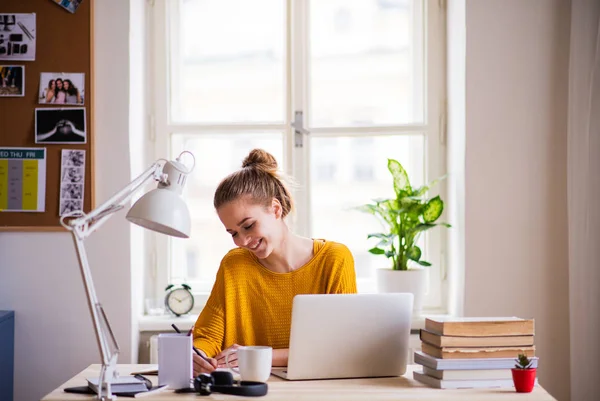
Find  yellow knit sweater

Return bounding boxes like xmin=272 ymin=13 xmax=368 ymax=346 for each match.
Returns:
xmin=193 ymin=240 xmax=357 ymax=357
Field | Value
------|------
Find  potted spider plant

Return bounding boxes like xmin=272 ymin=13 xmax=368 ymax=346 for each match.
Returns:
xmin=512 ymin=353 xmax=536 ymax=393
xmin=357 ymin=159 xmax=450 ymax=313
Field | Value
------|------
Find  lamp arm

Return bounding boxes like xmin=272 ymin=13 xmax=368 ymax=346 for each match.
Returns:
xmin=70 ymin=234 xmax=118 ymax=399
xmin=61 ymin=161 xmax=165 ymax=400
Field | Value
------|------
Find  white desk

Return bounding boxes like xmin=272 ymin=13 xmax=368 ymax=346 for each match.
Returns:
xmin=41 ymin=364 xmax=557 ymax=401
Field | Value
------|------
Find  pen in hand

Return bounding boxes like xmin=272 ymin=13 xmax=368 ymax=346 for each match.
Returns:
xmin=171 ymin=323 xmax=211 ymax=363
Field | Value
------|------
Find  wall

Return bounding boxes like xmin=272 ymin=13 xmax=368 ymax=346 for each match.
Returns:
xmin=0 ymin=1 xmax=133 ymax=400
xmin=129 ymin=0 xmax=149 ymax=366
xmin=463 ymin=1 xmax=571 ymax=400
xmin=446 ymin=0 xmax=466 ymax=317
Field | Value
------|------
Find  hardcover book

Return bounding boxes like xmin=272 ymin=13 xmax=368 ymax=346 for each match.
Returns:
xmin=87 ymin=376 xmax=148 ymax=394
xmin=425 ymin=317 xmax=535 ymax=337
xmin=414 ymin=351 xmax=539 ymax=370
xmin=422 ymin=366 xmax=513 ymax=380
xmin=421 ymin=342 xmax=536 ymax=359
xmin=420 ymin=329 xmax=535 ymax=348
xmin=413 ymin=370 xmax=538 ymax=389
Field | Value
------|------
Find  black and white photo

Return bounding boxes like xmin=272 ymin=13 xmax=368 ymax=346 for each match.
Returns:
xmin=61 ymin=183 xmax=83 ymax=200
xmin=60 ymin=199 xmax=83 ymax=215
xmin=61 ymin=166 xmax=84 ymax=184
xmin=61 ymin=149 xmax=85 ymax=167
xmin=39 ymin=72 xmax=85 ymax=105
xmin=59 ymin=149 xmax=86 ymax=216
xmin=0 ymin=14 xmax=36 ymax=61
xmin=0 ymin=65 xmax=24 ymax=96
xmin=35 ymin=108 xmax=86 ymax=144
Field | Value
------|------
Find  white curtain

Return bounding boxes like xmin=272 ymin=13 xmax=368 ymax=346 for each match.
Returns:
xmin=567 ymin=1 xmax=600 ymax=400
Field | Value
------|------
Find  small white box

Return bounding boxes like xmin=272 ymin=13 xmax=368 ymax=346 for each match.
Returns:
xmin=158 ymin=333 xmax=192 ymax=389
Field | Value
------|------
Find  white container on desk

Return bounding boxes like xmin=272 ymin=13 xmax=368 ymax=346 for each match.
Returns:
xmin=158 ymin=333 xmax=192 ymax=389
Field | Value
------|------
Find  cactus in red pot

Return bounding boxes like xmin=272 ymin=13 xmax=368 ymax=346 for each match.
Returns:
xmin=512 ymin=353 xmax=536 ymax=393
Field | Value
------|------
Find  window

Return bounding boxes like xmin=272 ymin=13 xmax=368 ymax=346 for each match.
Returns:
xmin=149 ymin=0 xmax=447 ymax=311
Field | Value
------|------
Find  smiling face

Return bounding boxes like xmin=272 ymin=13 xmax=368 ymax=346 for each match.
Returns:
xmin=217 ymin=196 xmax=283 ymax=259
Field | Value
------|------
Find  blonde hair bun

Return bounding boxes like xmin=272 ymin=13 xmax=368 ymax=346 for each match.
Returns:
xmin=214 ymin=148 xmax=293 ymax=218
xmin=242 ymin=149 xmax=278 ymax=173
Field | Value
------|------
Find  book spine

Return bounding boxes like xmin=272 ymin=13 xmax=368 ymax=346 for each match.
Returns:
xmin=420 ymin=330 xmax=535 ymax=348
xmin=443 ymin=321 xmax=535 ymax=337
xmin=421 ymin=343 xmax=536 ymax=359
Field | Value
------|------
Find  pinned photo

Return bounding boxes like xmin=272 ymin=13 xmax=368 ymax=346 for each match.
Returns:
xmin=59 ymin=149 xmax=86 ymax=216
xmin=51 ymin=0 xmax=84 ymax=14
xmin=39 ymin=72 xmax=84 ymax=105
xmin=0 ymin=14 xmax=36 ymax=61
xmin=61 ymin=149 xmax=85 ymax=167
xmin=61 ymin=166 xmax=84 ymax=183
xmin=35 ymin=108 xmax=86 ymax=144
xmin=60 ymin=199 xmax=83 ymax=215
xmin=61 ymin=183 xmax=83 ymax=199
xmin=0 ymin=65 xmax=24 ymax=97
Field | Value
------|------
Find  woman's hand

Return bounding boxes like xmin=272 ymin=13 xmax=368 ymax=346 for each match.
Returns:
xmin=214 ymin=344 xmax=241 ymax=368
xmin=272 ymin=348 xmax=289 ymax=367
xmin=193 ymin=351 xmax=218 ymax=376
xmin=210 ymin=345 xmax=289 ymax=369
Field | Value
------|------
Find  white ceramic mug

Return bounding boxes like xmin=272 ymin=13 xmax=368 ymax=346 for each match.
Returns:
xmin=226 ymin=346 xmax=273 ymax=382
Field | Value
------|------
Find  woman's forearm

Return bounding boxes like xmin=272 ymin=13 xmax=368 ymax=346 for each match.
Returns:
xmin=272 ymin=348 xmax=289 ymax=367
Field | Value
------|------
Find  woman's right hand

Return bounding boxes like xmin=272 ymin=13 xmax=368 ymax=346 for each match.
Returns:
xmin=193 ymin=351 xmax=218 ymax=376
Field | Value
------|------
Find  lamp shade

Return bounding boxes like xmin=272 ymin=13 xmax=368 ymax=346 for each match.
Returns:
xmin=126 ymin=187 xmax=191 ymax=238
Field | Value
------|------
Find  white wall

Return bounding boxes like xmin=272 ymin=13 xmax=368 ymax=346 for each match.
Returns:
xmin=463 ymin=1 xmax=571 ymax=400
xmin=0 ymin=1 xmax=133 ymax=400
xmin=129 ymin=0 xmax=150 ymax=366
xmin=446 ymin=0 xmax=466 ymax=318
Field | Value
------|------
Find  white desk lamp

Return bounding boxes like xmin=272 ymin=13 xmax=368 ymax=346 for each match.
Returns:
xmin=60 ymin=151 xmax=195 ymax=400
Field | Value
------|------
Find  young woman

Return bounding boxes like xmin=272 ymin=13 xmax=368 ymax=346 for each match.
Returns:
xmin=53 ymin=79 xmax=66 ymax=104
xmin=192 ymin=149 xmax=357 ymax=375
xmin=63 ymin=79 xmax=81 ymax=104
xmin=44 ymin=79 xmax=56 ymax=103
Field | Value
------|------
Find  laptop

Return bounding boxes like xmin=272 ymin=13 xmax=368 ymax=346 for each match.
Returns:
xmin=271 ymin=293 xmax=413 ymax=380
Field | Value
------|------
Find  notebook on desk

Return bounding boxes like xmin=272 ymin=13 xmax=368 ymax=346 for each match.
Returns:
xmin=271 ymin=293 xmax=413 ymax=381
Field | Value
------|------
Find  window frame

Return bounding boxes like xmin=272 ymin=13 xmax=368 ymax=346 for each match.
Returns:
xmin=147 ymin=0 xmax=448 ymax=313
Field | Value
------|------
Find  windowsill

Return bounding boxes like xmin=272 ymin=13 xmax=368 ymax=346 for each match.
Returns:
xmin=410 ymin=311 xmax=452 ymax=333
xmin=138 ymin=313 xmax=199 ymax=332
xmin=138 ymin=311 xmax=452 ymax=333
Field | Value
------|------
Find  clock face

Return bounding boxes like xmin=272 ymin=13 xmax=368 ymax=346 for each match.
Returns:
xmin=166 ymin=288 xmax=194 ymax=316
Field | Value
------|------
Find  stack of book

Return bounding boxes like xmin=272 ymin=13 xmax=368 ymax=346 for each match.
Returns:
xmin=413 ymin=317 xmax=538 ymax=389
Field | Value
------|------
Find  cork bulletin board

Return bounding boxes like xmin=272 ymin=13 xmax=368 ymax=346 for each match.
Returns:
xmin=0 ymin=0 xmax=93 ymax=231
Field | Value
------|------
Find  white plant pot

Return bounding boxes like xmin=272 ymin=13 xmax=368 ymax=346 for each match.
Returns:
xmin=376 ymin=268 xmax=427 ymax=314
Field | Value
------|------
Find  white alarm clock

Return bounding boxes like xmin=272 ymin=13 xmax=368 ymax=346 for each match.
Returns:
xmin=164 ymin=284 xmax=194 ymax=316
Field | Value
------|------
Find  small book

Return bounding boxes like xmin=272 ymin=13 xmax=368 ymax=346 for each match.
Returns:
xmin=420 ymin=329 xmax=535 ymax=348
xmin=129 ymin=366 xmax=158 ymax=376
xmin=413 ymin=370 xmax=523 ymax=389
xmin=87 ymin=376 xmax=148 ymax=394
xmin=414 ymin=351 xmax=539 ymax=370
xmin=425 ymin=317 xmax=535 ymax=337
xmin=121 ymin=385 xmax=169 ymax=398
xmin=421 ymin=342 xmax=536 ymax=359
xmin=422 ymin=366 xmax=513 ymax=380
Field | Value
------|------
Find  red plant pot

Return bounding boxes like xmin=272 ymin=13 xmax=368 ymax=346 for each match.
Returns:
xmin=511 ymin=368 xmax=536 ymax=393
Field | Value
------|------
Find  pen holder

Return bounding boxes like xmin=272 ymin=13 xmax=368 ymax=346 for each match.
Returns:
xmin=158 ymin=333 xmax=192 ymax=389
